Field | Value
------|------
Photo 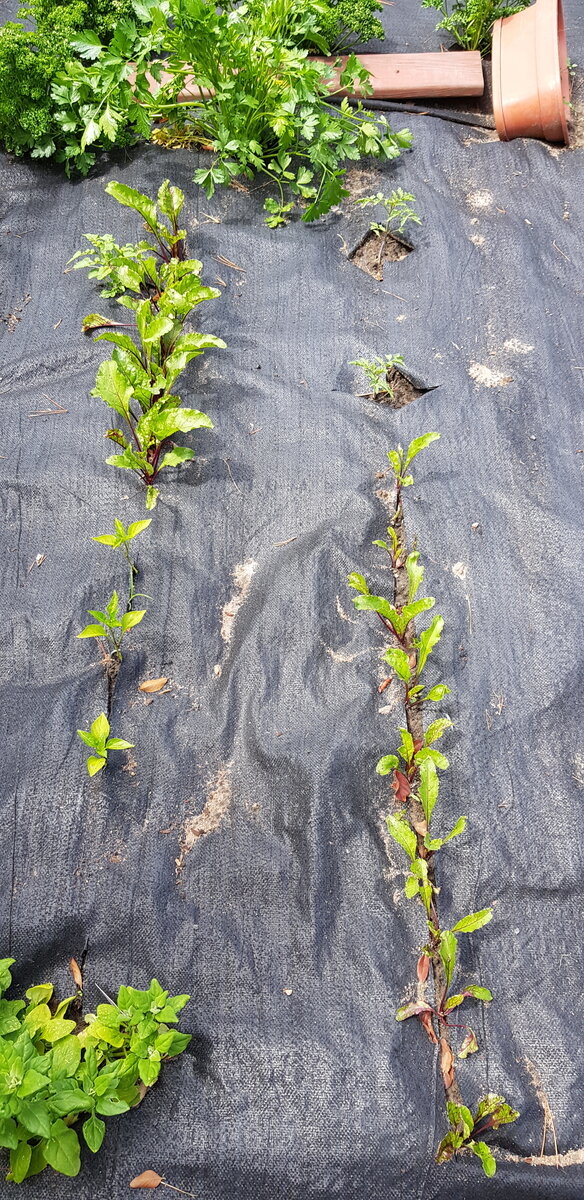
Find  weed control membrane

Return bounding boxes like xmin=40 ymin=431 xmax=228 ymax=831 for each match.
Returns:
xmin=1 ymin=1 xmax=583 ymax=1196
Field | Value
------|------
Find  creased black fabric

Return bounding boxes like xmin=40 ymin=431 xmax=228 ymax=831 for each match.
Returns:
xmin=0 ymin=0 xmax=583 ymax=1195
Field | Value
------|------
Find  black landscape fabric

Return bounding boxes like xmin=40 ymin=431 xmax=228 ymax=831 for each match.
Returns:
xmin=1 ymin=1 xmax=583 ymax=1196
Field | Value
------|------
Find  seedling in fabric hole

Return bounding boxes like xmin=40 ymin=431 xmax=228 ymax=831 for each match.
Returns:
xmin=350 ymin=355 xmax=406 ymax=400
xmin=347 ymin=432 xmax=519 ymax=1174
xmin=145 ymin=0 xmax=413 ymax=225
xmin=0 ymin=958 xmax=190 ymax=1184
xmin=77 ymin=712 xmax=134 ymax=777
xmin=355 ymin=189 xmax=421 ymax=267
xmin=421 ymin=0 xmax=530 ymax=55
xmin=77 ymin=518 xmax=150 ymax=675
xmin=70 ymin=179 xmax=224 ymax=508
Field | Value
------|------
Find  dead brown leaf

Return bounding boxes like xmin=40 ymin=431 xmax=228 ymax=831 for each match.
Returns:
xmin=69 ymin=957 xmax=83 ymax=989
xmin=392 ymin=770 xmax=411 ymax=804
xmin=440 ymin=1037 xmax=454 ymax=1088
xmin=139 ymin=677 xmax=169 ymax=693
xmin=130 ymin=1171 xmax=163 ymax=1190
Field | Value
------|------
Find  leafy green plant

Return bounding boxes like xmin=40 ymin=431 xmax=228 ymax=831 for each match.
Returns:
xmin=0 ymin=958 xmax=190 ymax=1183
xmin=247 ymin=0 xmax=385 ymax=53
xmin=421 ymin=0 xmax=530 ymax=55
xmin=355 ymin=188 xmax=421 ymax=239
xmin=148 ymin=0 xmax=413 ymax=225
xmin=77 ymin=712 xmax=134 ymax=776
xmin=77 ymin=517 xmax=150 ymax=666
xmin=0 ymin=0 xmax=164 ymax=171
xmin=350 ymin=353 xmax=405 ymax=399
xmin=347 ymin=432 xmax=519 ymax=1174
xmin=70 ymin=180 xmax=224 ymax=507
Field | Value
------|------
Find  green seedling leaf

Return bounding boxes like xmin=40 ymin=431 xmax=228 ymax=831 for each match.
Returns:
xmin=425 ymin=815 xmax=467 ymax=851
xmin=87 ymin=757 xmax=107 ymax=777
xmin=415 ymin=747 xmax=449 ymax=770
xmin=406 ymin=551 xmax=424 ymax=601
xmin=463 ymin=985 xmax=493 ymax=1002
xmin=77 ymin=624 xmax=106 ymax=639
xmin=404 ymin=432 xmax=440 ymax=469
xmin=475 ymin=1094 xmax=520 ymax=1127
xmin=51 ymin=1035 xmax=81 ymax=1079
xmin=400 ymin=597 xmax=435 ymax=629
xmin=439 ymin=930 xmax=457 ymax=989
xmin=425 ymin=683 xmax=450 ymax=702
xmin=160 ymin=447 xmax=196 ymax=469
xmin=418 ymin=758 xmax=439 ymax=825
xmin=105 ymin=738 xmax=134 ymax=751
xmin=386 ymin=813 xmax=417 ymax=862
xmin=146 ymin=486 xmax=159 ymax=510
xmin=90 ymin=713 xmax=109 ymax=743
xmin=44 ymin=1121 xmax=81 ymax=1177
xmin=471 ymin=1141 xmax=496 ymax=1177
xmin=384 ymin=647 xmax=411 ymax=681
xmin=376 ymin=754 xmax=399 ymax=776
xmin=352 ymin=594 xmax=399 ymax=627
xmin=92 ymin=360 xmax=133 ymax=419
xmin=120 ymin=610 xmax=146 ymax=633
xmin=9 ymin=1141 xmax=32 ymax=1184
xmin=398 ymin=727 xmax=414 ymax=764
xmin=396 ymin=1000 xmax=433 ymax=1022
xmin=459 ymin=1029 xmax=479 ymax=1058
xmin=105 ymin=182 xmax=158 ymax=231
xmin=447 ymin=1101 xmax=474 ymax=1137
xmin=436 ymin=1128 xmax=464 ymax=1163
xmin=425 ymin=718 xmax=453 ymax=745
xmin=443 ymin=993 xmax=465 ymax=1012
xmin=416 ymin=615 xmax=444 ymax=675
xmin=452 ymin=908 xmax=493 ymax=934
xmin=347 ymin=571 xmax=369 ymax=595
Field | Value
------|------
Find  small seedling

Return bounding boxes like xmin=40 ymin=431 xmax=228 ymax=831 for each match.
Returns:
xmin=350 ymin=354 xmax=406 ymax=400
xmin=77 ymin=518 xmax=150 ymax=666
xmin=70 ymin=180 xmax=225 ymax=508
xmin=77 ymin=712 xmax=133 ymax=776
xmin=0 ymin=959 xmax=190 ymax=1183
xmin=355 ymin=188 xmax=421 ymax=240
xmin=347 ymin=432 xmax=519 ymax=1174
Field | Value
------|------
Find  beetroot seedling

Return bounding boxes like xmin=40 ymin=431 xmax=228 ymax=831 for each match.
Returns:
xmin=347 ymin=432 xmax=519 ymax=1174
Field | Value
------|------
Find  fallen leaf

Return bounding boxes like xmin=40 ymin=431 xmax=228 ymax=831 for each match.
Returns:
xmin=139 ymin=677 xmax=169 ymax=693
xmin=459 ymin=1029 xmax=479 ymax=1059
xmin=416 ymin=953 xmax=430 ymax=984
xmin=129 ymin=1171 xmax=163 ymax=1190
xmin=378 ymin=677 xmax=392 ymax=693
xmin=440 ymin=1037 xmax=454 ymax=1088
xmin=418 ymin=1010 xmax=439 ymax=1044
xmin=69 ymin=958 xmax=83 ymax=989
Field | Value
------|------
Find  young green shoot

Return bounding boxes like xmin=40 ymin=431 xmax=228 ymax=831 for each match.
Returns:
xmin=77 ymin=712 xmax=133 ymax=776
xmin=77 ymin=518 xmax=150 ymax=666
xmin=350 ymin=354 xmax=406 ymax=400
xmin=347 ymin=432 xmax=519 ymax=1174
xmin=355 ymin=188 xmax=421 ymax=239
xmin=421 ymin=0 xmax=530 ymax=55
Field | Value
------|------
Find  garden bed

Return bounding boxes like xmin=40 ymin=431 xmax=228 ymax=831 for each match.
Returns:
xmin=0 ymin=0 xmax=583 ymax=1196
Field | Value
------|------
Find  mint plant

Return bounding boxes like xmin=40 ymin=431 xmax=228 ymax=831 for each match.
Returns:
xmin=350 ymin=354 xmax=406 ymax=400
xmin=348 ymin=433 xmax=519 ymax=1174
xmin=70 ymin=179 xmax=224 ymax=507
xmin=77 ymin=712 xmax=134 ymax=776
xmin=0 ymin=958 xmax=190 ymax=1183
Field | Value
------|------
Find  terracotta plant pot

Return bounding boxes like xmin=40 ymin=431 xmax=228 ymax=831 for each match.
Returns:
xmin=492 ymin=0 xmax=570 ymax=144
xmin=139 ymin=52 xmax=484 ymax=105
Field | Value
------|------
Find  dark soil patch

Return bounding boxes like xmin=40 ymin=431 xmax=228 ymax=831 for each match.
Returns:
xmin=350 ymin=230 xmax=412 ymax=281
xmin=367 ymin=366 xmax=433 ymax=410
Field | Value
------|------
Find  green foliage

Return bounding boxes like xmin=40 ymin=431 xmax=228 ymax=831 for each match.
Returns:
xmin=149 ymin=0 xmax=412 ymax=224
xmin=350 ymin=354 xmax=406 ymax=399
xmin=347 ymin=431 xmax=519 ymax=1174
xmin=70 ymin=181 xmax=224 ymax=501
xmin=0 ymin=960 xmax=190 ymax=1184
xmin=0 ymin=0 xmax=163 ymax=169
xmin=77 ymin=712 xmax=133 ymax=776
xmin=421 ymin=0 xmax=530 ymax=55
xmin=278 ymin=0 xmax=385 ymax=52
xmin=355 ymin=188 xmax=421 ymax=238
xmin=77 ymin=517 xmax=150 ymax=664
xmin=437 ymin=1094 xmax=519 ymax=1174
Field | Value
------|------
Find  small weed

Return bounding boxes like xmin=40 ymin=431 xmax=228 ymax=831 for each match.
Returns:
xmin=0 ymin=958 xmax=190 ymax=1183
xmin=350 ymin=354 xmax=406 ymax=399
xmin=77 ymin=712 xmax=133 ymax=777
xmin=70 ymin=179 xmax=224 ymax=508
xmin=347 ymin=432 xmax=519 ymax=1174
